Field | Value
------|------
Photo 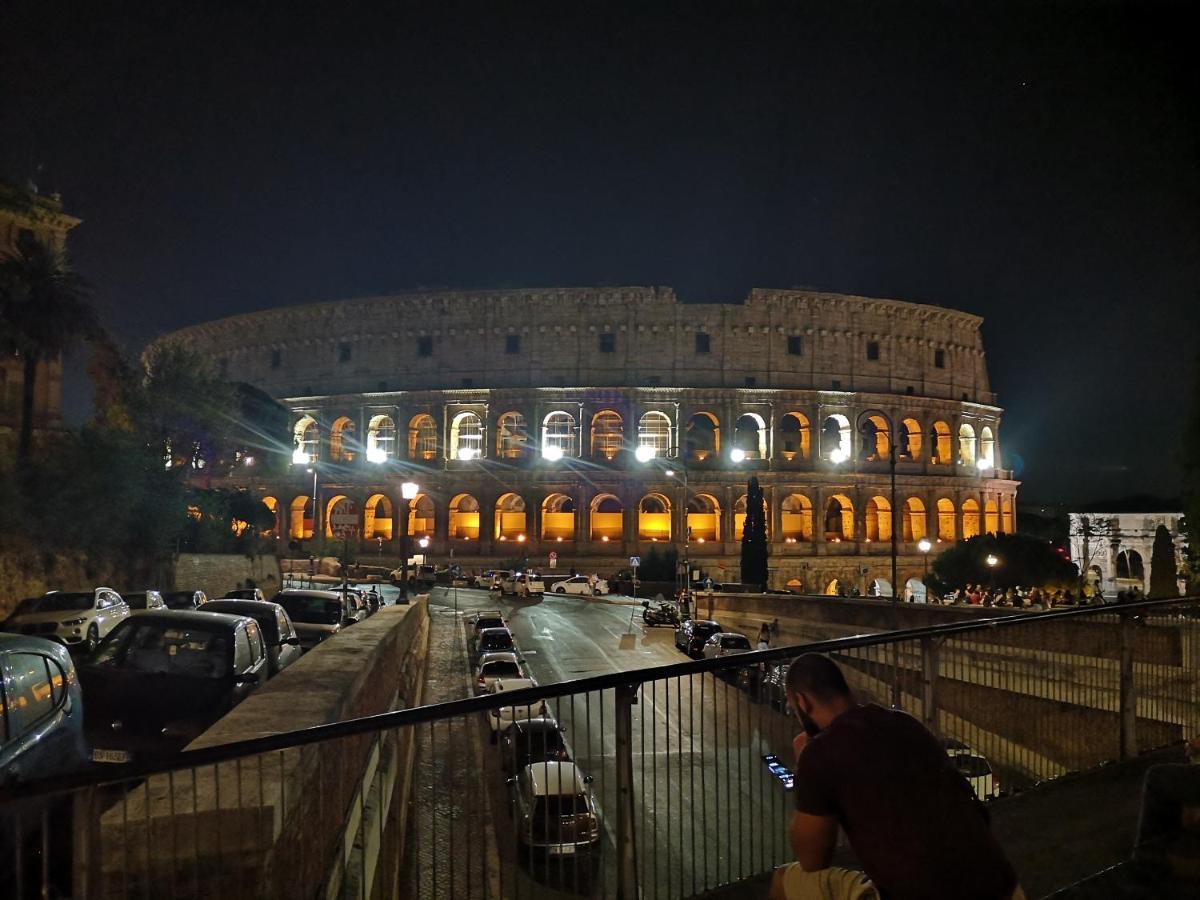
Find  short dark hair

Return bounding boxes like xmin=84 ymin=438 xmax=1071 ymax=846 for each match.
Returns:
xmin=786 ymin=653 xmax=851 ymax=702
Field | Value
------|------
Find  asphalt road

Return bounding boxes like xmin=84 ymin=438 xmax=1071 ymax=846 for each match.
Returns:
xmin=404 ymin=586 xmax=799 ymax=900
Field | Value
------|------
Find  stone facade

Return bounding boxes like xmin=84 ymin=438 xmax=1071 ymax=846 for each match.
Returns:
xmin=158 ymin=287 xmax=1019 ymax=594
xmin=1068 ymin=511 xmax=1187 ymax=596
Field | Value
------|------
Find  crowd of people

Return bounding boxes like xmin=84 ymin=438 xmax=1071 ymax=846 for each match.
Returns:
xmin=933 ymin=583 xmax=1142 ymax=609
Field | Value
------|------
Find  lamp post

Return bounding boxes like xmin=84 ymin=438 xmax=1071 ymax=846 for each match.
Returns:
xmin=986 ymin=553 xmax=999 ymax=593
xmin=399 ymin=481 xmax=419 ymax=602
xmin=918 ymin=538 xmax=932 ymax=602
xmin=305 ymin=464 xmax=319 ymax=549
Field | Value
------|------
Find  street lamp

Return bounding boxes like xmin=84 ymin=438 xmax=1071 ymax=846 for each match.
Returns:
xmin=292 ymin=446 xmax=311 ymax=465
xmin=305 ymin=466 xmax=319 ymax=549
xmin=542 ymin=444 xmax=564 ymax=462
xmin=398 ymin=481 xmax=419 ymax=601
xmin=918 ymin=538 xmax=932 ymax=598
xmin=729 ymin=447 xmax=746 ymax=463
xmin=985 ymin=553 xmax=999 ymax=594
xmin=635 ymin=444 xmax=656 ymax=463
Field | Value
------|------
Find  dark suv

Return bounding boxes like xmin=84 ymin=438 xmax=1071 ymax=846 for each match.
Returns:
xmin=674 ymin=619 xmax=724 ymax=658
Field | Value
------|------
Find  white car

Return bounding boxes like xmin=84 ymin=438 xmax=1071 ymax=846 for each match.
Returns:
xmin=486 ymin=678 xmax=549 ymax=737
xmin=943 ymin=738 xmax=1001 ymax=800
xmin=502 ymin=573 xmax=545 ymax=598
xmin=475 ymin=651 xmax=531 ymax=693
xmin=551 ymin=576 xmax=609 ymax=597
xmin=701 ymin=632 xmax=753 ymax=659
xmin=3 ymin=588 xmax=130 ymax=652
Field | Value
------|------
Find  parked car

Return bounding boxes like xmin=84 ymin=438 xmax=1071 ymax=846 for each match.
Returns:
xmin=476 ymin=651 xmax=531 ymax=694
xmin=162 ymin=589 xmax=208 ymax=610
xmin=475 ymin=626 xmax=517 ymax=664
xmin=502 ymin=572 xmax=545 ymax=598
xmin=122 ymin=590 xmax=167 ymax=611
xmin=80 ymin=610 xmax=269 ymax=763
xmin=486 ymin=678 xmax=548 ymax=738
xmin=413 ymin=565 xmax=437 ymax=589
xmin=201 ymin=599 xmax=303 ymax=677
xmin=3 ymin=588 xmax=130 ymax=652
xmin=475 ymin=570 xmax=509 ymax=589
xmin=702 ymin=632 xmax=753 ymax=660
xmin=758 ymin=662 xmax=790 ymax=711
xmin=500 ymin=716 xmax=570 ymax=775
xmin=0 ymin=634 xmax=89 ymax=784
xmin=509 ymin=761 xmax=601 ymax=857
xmin=272 ymin=590 xmax=351 ymax=649
xmin=674 ymin=619 xmax=724 ymax=658
xmin=552 ymin=576 xmax=608 ymax=596
xmin=942 ymin=738 xmax=1001 ymax=800
xmin=224 ymin=588 xmax=266 ymax=603
xmin=333 ymin=587 xmax=369 ymax=623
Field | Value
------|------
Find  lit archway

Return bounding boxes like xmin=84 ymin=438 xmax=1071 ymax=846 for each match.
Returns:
xmin=324 ymin=495 xmax=352 ymax=538
xmin=449 ymin=493 xmax=480 ymax=540
xmin=293 ymin=416 xmax=319 ymax=462
xmin=262 ymin=496 xmax=278 ymax=537
xmin=409 ymin=414 xmax=438 ymax=460
xmin=541 ymin=493 xmax=576 ymax=541
xmin=542 ymin=411 xmax=577 ymax=458
xmin=820 ymin=415 xmax=851 ymax=462
xmin=289 ymin=495 xmax=312 ymax=539
xmin=958 ymin=423 xmax=977 ymax=467
xmin=930 ymin=421 xmax=952 ymax=465
xmin=590 ymin=494 xmax=624 ymax=542
xmin=449 ymin=412 xmax=483 ymax=460
xmin=637 ymin=411 xmax=672 ymax=459
xmin=639 ymin=493 xmax=671 ymax=541
xmin=494 ymin=493 xmax=527 ymax=541
xmin=984 ymin=499 xmax=999 ymax=534
xmin=905 ymin=578 xmax=927 ymax=603
xmin=936 ymin=498 xmax=956 ymax=541
xmin=824 ymin=579 xmax=842 ymax=596
xmin=408 ymin=494 xmax=435 ymax=537
xmin=687 ymin=493 xmax=721 ymax=543
xmin=903 ymin=497 xmax=927 ymax=542
xmin=684 ymin=412 xmax=720 ymax=461
xmin=865 ymin=496 xmax=892 ymax=542
xmin=590 ymin=410 xmax=623 ymax=460
xmin=899 ymin=418 xmax=922 ymax=460
xmin=859 ymin=414 xmax=890 ymax=461
xmin=980 ymin=426 xmax=995 ymax=468
xmin=733 ymin=413 xmax=766 ymax=459
xmin=364 ymin=494 xmax=393 ymax=540
xmin=962 ymin=498 xmax=981 ymax=538
xmin=1116 ymin=549 xmax=1144 ymax=580
xmin=778 ymin=413 xmax=811 ymax=461
xmin=1001 ymin=497 xmax=1014 ymax=533
xmin=824 ymin=494 xmax=855 ymax=541
xmin=329 ymin=417 xmax=356 ymax=463
xmin=496 ymin=412 xmax=529 ymax=459
xmin=366 ymin=415 xmax=396 ymax=461
xmin=780 ymin=494 xmax=814 ymax=542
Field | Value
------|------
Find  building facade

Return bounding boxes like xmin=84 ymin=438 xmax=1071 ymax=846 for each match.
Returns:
xmin=161 ymin=287 xmax=1019 ymax=594
xmin=1068 ymin=511 xmax=1187 ymax=597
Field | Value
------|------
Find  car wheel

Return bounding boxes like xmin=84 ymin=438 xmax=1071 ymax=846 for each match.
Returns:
xmin=555 ymin=586 xmax=566 ymax=594
xmin=85 ymin=624 xmax=99 ymax=652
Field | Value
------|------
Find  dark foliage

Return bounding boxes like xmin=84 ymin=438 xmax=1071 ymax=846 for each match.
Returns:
xmin=740 ymin=476 xmax=768 ymax=589
xmin=928 ymin=532 xmax=1077 ymax=594
xmin=1148 ymin=524 xmax=1179 ymax=598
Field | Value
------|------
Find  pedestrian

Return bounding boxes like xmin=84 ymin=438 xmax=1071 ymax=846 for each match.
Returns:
xmin=771 ymin=617 xmax=780 ymax=638
xmin=758 ymin=622 xmax=771 ymax=650
xmin=588 ymin=571 xmax=599 ymax=595
xmin=768 ymin=654 xmax=1022 ymax=900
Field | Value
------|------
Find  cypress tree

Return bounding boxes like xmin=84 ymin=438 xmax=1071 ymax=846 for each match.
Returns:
xmin=740 ymin=476 xmax=769 ymax=590
xmin=1149 ymin=523 xmax=1179 ymax=598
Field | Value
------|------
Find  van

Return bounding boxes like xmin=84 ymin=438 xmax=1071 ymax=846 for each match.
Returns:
xmin=502 ymin=572 xmax=545 ymax=598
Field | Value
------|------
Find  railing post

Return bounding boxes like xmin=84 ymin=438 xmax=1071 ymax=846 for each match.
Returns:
xmin=920 ymin=635 xmax=940 ymax=734
xmin=615 ymin=683 xmax=640 ymax=900
xmin=1119 ymin=612 xmax=1138 ymax=760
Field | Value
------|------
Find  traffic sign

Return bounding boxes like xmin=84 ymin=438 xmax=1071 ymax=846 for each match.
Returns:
xmin=549 ymin=551 xmax=558 ymax=569
xmin=330 ymin=500 xmax=359 ymax=539
xmin=629 ymin=556 xmax=641 ymax=568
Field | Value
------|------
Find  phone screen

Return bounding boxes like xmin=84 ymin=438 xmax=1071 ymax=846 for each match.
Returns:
xmin=763 ymin=754 xmax=795 ymax=790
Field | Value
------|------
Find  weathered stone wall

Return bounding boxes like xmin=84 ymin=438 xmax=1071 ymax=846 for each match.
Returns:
xmin=174 ymin=552 xmax=282 ymax=599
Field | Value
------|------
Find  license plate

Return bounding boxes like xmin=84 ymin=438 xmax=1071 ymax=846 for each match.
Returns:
xmin=548 ymin=844 xmax=576 ymax=856
xmin=92 ymin=748 xmax=131 ymax=764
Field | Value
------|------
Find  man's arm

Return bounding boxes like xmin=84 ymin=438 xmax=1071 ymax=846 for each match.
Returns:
xmin=789 ymin=810 xmax=838 ymax=871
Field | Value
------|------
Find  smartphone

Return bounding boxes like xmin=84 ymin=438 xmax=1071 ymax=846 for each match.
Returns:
xmin=763 ymin=754 xmax=795 ymax=790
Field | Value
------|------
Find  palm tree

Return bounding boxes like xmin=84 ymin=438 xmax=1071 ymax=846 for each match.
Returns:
xmin=0 ymin=232 xmax=101 ymax=463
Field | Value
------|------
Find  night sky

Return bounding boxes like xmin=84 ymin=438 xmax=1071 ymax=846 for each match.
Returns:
xmin=2 ymin=2 xmax=1196 ymax=505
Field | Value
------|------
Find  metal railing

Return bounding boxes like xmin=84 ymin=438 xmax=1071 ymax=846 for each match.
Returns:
xmin=3 ymin=595 xmax=1199 ymax=899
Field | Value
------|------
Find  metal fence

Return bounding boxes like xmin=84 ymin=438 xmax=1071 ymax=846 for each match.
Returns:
xmin=3 ymin=596 xmax=1199 ymax=899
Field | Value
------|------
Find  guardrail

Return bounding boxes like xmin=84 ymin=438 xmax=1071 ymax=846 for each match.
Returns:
xmin=3 ymin=595 xmax=1199 ymax=899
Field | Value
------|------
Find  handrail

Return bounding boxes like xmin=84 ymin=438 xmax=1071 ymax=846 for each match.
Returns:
xmin=4 ymin=593 xmax=1196 ymax=801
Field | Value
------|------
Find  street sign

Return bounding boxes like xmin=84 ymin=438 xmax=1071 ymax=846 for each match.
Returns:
xmin=549 ymin=551 xmax=558 ymax=569
xmin=629 ymin=556 xmax=641 ymax=568
xmin=330 ymin=500 xmax=359 ymax=540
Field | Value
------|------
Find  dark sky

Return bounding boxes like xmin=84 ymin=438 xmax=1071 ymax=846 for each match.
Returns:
xmin=3 ymin=1 xmax=1197 ymax=505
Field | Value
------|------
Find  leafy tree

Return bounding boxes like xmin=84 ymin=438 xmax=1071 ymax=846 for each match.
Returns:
xmin=740 ymin=476 xmax=768 ymax=589
xmin=636 ymin=546 xmax=678 ymax=581
xmin=1148 ymin=523 xmax=1179 ymax=598
xmin=929 ymin=532 xmax=1077 ymax=594
xmin=0 ymin=232 xmax=102 ymax=463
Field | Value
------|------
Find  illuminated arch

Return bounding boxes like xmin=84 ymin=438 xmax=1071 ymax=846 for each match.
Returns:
xmin=858 ymin=414 xmax=891 ymax=461
xmin=541 ymin=493 xmax=576 ymax=541
xmin=449 ymin=411 xmax=483 ymax=460
xmin=980 ymin=426 xmax=996 ymax=468
xmin=323 ymin=494 xmax=351 ymax=538
xmin=408 ymin=414 xmax=438 ymax=461
xmin=899 ymin=418 xmax=922 ymax=460
xmin=903 ymin=497 xmax=927 ymax=542
xmin=366 ymin=415 xmax=396 ymax=462
xmin=637 ymin=411 xmax=672 ymax=459
xmin=684 ymin=412 xmax=720 ymax=461
xmin=865 ymin=495 xmax=892 ymax=542
xmin=408 ymin=493 xmax=435 ymax=537
xmin=289 ymin=495 xmax=313 ymax=540
xmin=542 ymin=411 xmax=577 ymax=458
xmin=363 ymin=493 xmax=393 ymax=540
xmin=820 ymin=415 xmax=851 ymax=462
xmin=293 ymin=416 xmax=319 ymax=462
xmin=494 ymin=492 xmax=527 ymax=541
xmin=590 ymin=410 xmax=623 ymax=460
xmin=961 ymin=498 xmax=981 ymax=539
xmin=778 ymin=412 xmax=811 ymax=461
xmin=687 ymin=493 xmax=721 ymax=543
xmin=496 ymin=411 xmax=529 ymax=459
xmin=590 ymin=493 xmax=624 ymax=542
xmin=823 ymin=494 xmax=854 ymax=541
xmin=958 ymin=423 xmax=977 ymax=467
xmin=936 ymin=498 xmax=956 ymax=542
xmin=984 ymin=498 xmax=999 ymax=535
xmin=733 ymin=413 xmax=766 ymax=459
xmin=734 ymin=493 xmax=770 ymax=540
xmin=1001 ymin=497 xmax=1014 ymax=534
xmin=329 ymin=417 xmax=356 ymax=463
xmin=930 ymin=421 xmax=952 ymax=465
xmin=780 ymin=493 xmax=814 ymax=542
xmin=449 ymin=493 xmax=480 ymax=540
xmin=261 ymin=496 xmax=278 ymax=538
xmin=638 ymin=493 xmax=672 ymax=541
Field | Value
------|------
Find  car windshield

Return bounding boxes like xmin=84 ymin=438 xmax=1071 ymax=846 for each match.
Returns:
xmin=475 ymin=616 xmax=504 ymax=631
xmin=226 ymin=589 xmax=257 ymax=600
xmin=162 ymin=592 xmax=197 ymax=608
xmin=480 ymin=632 xmax=514 ymax=652
xmin=722 ymin=636 xmax=751 ymax=650
xmin=91 ymin=621 xmax=230 ymax=678
xmin=124 ymin=593 xmax=151 ymax=610
xmin=205 ymin=604 xmax=278 ymax=642
xmin=482 ymin=661 xmax=521 ymax=679
xmin=280 ymin=596 xmax=342 ymax=625
xmin=695 ymin=623 xmax=721 ymax=637
xmin=954 ymin=756 xmax=993 ymax=777
xmin=534 ymin=794 xmax=587 ymax=818
xmin=13 ymin=593 xmax=93 ymax=614
xmin=515 ymin=728 xmax=564 ymax=761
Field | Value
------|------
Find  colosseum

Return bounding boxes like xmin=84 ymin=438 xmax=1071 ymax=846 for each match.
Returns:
xmin=164 ymin=286 xmax=1018 ymax=596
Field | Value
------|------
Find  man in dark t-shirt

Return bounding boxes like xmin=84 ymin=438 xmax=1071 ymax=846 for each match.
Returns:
xmin=770 ymin=653 xmax=1021 ymax=900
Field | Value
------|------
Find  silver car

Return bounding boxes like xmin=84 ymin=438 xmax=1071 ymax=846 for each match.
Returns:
xmin=3 ymin=588 xmax=129 ymax=652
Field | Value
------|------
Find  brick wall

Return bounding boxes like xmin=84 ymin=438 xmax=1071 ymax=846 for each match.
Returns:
xmin=174 ymin=552 xmax=282 ymax=599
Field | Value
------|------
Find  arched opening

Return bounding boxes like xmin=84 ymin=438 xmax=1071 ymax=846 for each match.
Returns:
xmin=930 ymin=421 xmax=952 ymax=465
xmin=590 ymin=410 xmax=623 ymax=460
xmin=865 ymin=496 xmax=892 ymax=542
xmin=980 ymin=426 xmax=995 ymax=468
xmin=329 ymin=417 xmax=356 ymax=463
xmin=732 ymin=413 xmax=766 ymax=459
xmin=639 ymin=493 xmax=671 ymax=541
xmin=541 ymin=493 xmax=576 ymax=541
xmin=449 ymin=411 xmax=483 ymax=460
xmin=899 ymin=418 xmax=922 ymax=460
xmin=637 ymin=411 xmax=672 ymax=459
xmin=408 ymin=414 xmax=438 ymax=461
xmin=903 ymin=497 xmax=927 ymax=542
xmin=408 ymin=494 xmax=435 ymax=538
xmin=778 ymin=412 xmax=811 ymax=461
xmin=820 ymin=415 xmax=851 ymax=462
xmin=958 ymin=423 xmax=977 ymax=467
xmin=363 ymin=494 xmax=393 ymax=540
xmin=871 ymin=578 xmax=893 ymax=598
xmin=936 ymin=498 xmax=956 ymax=542
xmin=590 ymin=494 xmax=624 ymax=542
xmin=1116 ymin=550 xmax=1144 ymax=580
xmin=684 ymin=412 xmax=720 ymax=461
xmin=824 ymin=579 xmax=842 ymax=596
xmin=323 ymin=495 xmax=351 ymax=539
xmin=496 ymin=412 xmax=529 ymax=459
xmin=824 ymin=494 xmax=854 ymax=541
xmin=906 ymin=578 xmax=927 ymax=603
xmin=366 ymin=415 xmax=396 ymax=462
xmin=962 ymin=498 xmax=981 ymax=539
xmin=289 ymin=495 xmax=312 ymax=539
xmin=542 ymin=411 xmax=577 ymax=458
xmin=494 ymin=493 xmax=527 ymax=541
xmin=687 ymin=494 xmax=721 ymax=543
xmin=261 ymin=496 xmax=278 ymax=537
xmin=780 ymin=494 xmax=814 ymax=542
xmin=984 ymin=499 xmax=999 ymax=534
xmin=1001 ymin=497 xmax=1014 ymax=533
xmin=293 ymin=416 xmax=319 ymax=462
xmin=859 ymin=414 xmax=890 ymax=461
xmin=449 ymin=493 xmax=480 ymax=540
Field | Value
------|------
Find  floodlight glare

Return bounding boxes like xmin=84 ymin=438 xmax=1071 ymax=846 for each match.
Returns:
xmin=542 ymin=444 xmax=564 ymax=461
xmin=401 ymin=481 xmax=419 ymax=500
xmin=829 ymin=447 xmax=847 ymax=464
xmin=292 ymin=447 xmax=310 ymax=465
xmin=366 ymin=447 xmax=388 ymax=464
xmin=730 ymin=448 xmax=746 ymax=463
xmin=918 ymin=538 xmax=933 ymax=553
xmin=635 ymin=445 xmax=656 ymax=463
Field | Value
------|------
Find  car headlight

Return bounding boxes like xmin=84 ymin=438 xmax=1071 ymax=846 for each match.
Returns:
xmin=62 ymin=618 xmax=87 ymax=627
